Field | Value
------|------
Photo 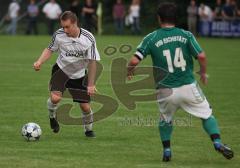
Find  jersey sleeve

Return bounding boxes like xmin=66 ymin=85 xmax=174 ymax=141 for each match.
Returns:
xmin=188 ymin=33 xmax=203 ymax=59
xmin=86 ymin=37 xmax=100 ymax=61
xmin=48 ymin=32 xmax=59 ymax=52
xmin=135 ymin=34 xmax=151 ymax=60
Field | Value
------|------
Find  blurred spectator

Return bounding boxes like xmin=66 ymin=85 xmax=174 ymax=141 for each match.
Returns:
xmin=70 ymin=0 xmax=81 ymax=19
xmin=187 ymin=0 xmax=198 ymax=36
xmin=129 ymin=0 xmax=141 ymax=35
xmin=113 ymin=0 xmax=125 ymax=35
xmin=198 ymin=3 xmax=213 ymax=22
xmin=6 ymin=0 xmax=20 ymax=35
xmin=231 ymin=0 xmax=238 ymax=18
xmin=237 ymin=5 xmax=240 ymax=18
xmin=222 ymin=0 xmax=235 ymax=19
xmin=42 ymin=0 xmax=62 ymax=35
xmin=96 ymin=1 xmax=103 ymax=35
xmin=198 ymin=3 xmax=213 ymax=36
xmin=82 ymin=0 xmax=97 ymax=33
xmin=26 ymin=0 xmax=39 ymax=35
xmin=213 ymin=0 xmax=223 ymax=20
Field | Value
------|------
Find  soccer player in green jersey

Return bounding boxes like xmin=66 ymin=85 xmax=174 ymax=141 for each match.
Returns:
xmin=127 ymin=2 xmax=234 ymax=162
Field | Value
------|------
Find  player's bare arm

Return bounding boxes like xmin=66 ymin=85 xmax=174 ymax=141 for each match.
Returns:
xmin=87 ymin=60 xmax=97 ymax=96
xmin=197 ymin=52 xmax=208 ymax=85
xmin=127 ymin=55 xmax=141 ymax=80
xmin=33 ymin=48 xmax=53 ymax=71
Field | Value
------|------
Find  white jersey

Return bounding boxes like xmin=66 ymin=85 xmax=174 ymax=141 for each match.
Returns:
xmin=42 ymin=2 xmax=62 ymax=20
xmin=8 ymin=2 xmax=20 ymax=19
xmin=130 ymin=5 xmax=140 ymax=18
xmin=48 ymin=28 xmax=100 ymax=79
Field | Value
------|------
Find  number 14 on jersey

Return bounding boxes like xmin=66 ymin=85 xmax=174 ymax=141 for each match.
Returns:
xmin=163 ymin=47 xmax=186 ymax=73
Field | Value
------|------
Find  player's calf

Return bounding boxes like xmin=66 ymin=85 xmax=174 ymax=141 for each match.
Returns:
xmin=47 ymin=98 xmax=60 ymax=133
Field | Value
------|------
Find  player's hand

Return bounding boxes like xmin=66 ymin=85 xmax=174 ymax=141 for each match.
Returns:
xmin=87 ymin=85 xmax=97 ymax=96
xmin=197 ymin=71 xmax=208 ymax=85
xmin=200 ymin=73 xmax=208 ymax=85
xmin=33 ymin=61 xmax=41 ymax=71
xmin=127 ymin=70 xmax=134 ymax=80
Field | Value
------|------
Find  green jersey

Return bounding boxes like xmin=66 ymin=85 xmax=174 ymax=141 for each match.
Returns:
xmin=136 ymin=27 xmax=203 ymax=88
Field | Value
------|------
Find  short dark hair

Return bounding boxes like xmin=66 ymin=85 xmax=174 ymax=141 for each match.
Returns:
xmin=60 ymin=11 xmax=78 ymax=23
xmin=157 ymin=2 xmax=177 ymax=24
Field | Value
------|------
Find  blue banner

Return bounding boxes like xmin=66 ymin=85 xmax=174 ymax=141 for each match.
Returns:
xmin=199 ymin=20 xmax=240 ymax=37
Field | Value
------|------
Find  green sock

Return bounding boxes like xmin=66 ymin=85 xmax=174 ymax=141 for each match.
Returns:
xmin=202 ymin=115 xmax=221 ymax=143
xmin=159 ymin=120 xmax=173 ymax=142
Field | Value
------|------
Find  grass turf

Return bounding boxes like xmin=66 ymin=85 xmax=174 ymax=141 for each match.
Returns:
xmin=0 ymin=35 xmax=239 ymax=168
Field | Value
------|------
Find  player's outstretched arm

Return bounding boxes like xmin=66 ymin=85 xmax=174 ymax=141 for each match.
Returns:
xmin=127 ymin=55 xmax=141 ymax=80
xmin=87 ymin=60 xmax=97 ymax=96
xmin=33 ymin=48 xmax=53 ymax=71
xmin=197 ymin=52 xmax=208 ymax=85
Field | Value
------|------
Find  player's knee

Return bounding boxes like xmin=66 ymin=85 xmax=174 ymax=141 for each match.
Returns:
xmin=50 ymin=93 xmax=62 ymax=104
xmin=160 ymin=114 xmax=172 ymax=124
xmin=80 ymin=103 xmax=91 ymax=112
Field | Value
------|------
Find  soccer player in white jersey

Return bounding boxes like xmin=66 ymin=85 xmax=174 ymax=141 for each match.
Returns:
xmin=33 ymin=11 xmax=100 ymax=137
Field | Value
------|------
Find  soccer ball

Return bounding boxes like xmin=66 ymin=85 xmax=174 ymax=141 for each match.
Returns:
xmin=21 ymin=122 xmax=42 ymax=141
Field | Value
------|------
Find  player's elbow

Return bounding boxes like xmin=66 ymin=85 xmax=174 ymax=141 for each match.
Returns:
xmin=197 ymin=52 xmax=206 ymax=61
xmin=129 ymin=56 xmax=141 ymax=66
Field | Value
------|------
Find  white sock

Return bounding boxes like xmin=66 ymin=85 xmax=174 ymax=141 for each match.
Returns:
xmin=82 ymin=110 xmax=93 ymax=132
xmin=47 ymin=98 xmax=57 ymax=118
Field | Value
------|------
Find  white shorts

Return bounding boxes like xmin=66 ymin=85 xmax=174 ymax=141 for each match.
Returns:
xmin=157 ymin=82 xmax=212 ymax=122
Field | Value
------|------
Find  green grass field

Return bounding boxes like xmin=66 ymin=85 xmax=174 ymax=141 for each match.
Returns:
xmin=0 ymin=35 xmax=239 ymax=168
